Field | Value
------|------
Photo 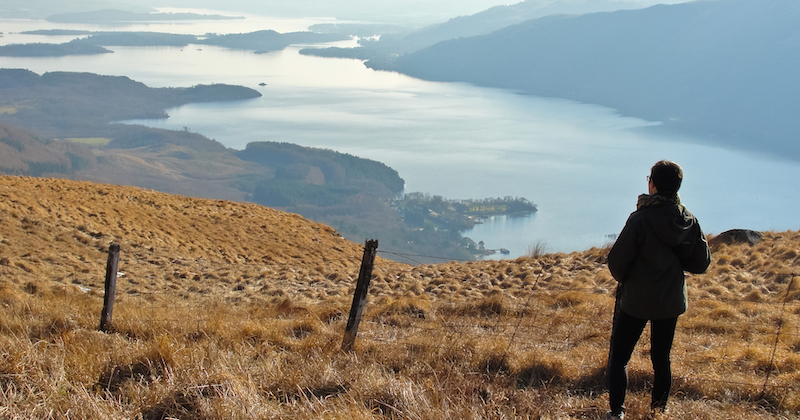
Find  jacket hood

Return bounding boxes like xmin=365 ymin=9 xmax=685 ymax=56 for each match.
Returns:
xmin=643 ymin=202 xmax=696 ymax=248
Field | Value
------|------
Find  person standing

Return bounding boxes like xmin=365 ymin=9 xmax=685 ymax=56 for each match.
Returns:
xmin=605 ymin=160 xmax=711 ymax=419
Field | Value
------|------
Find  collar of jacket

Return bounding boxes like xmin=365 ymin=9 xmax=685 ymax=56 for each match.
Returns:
xmin=636 ymin=192 xmax=680 ymax=210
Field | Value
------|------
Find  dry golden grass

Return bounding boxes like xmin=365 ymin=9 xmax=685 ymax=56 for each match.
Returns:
xmin=1 ymin=175 xmax=798 ymax=419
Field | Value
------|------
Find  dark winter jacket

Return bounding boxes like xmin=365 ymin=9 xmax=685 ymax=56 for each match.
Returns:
xmin=608 ymin=193 xmax=711 ymax=320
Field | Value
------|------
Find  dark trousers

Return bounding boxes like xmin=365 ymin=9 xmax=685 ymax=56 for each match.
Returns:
xmin=608 ymin=309 xmax=678 ymax=414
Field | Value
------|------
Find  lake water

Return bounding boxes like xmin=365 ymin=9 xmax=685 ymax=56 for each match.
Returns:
xmin=2 ymin=13 xmax=799 ymax=259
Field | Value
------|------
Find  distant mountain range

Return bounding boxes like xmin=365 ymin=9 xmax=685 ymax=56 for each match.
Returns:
xmin=370 ymin=0 xmax=800 ymax=160
xmin=0 ymin=0 xmax=545 ymax=23
xmin=372 ymin=0 xmax=677 ymax=55
xmin=45 ymin=9 xmax=243 ymax=23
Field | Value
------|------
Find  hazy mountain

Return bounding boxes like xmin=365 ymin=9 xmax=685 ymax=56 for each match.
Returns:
xmin=66 ymin=0 xmax=687 ymax=26
xmin=2 ymin=0 xmax=690 ymax=27
xmin=134 ymin=0 xmax=527 ymax=25
xmin=45 ymin=9 xmax=243 ymax=23
xmin=0 ymin=0 xmax=150 ymax=19
xmin=374 ymin=0 xmax=690 ymax=54
xmin=300 ymin=1 xmax=692 ymax=58
xmin=372 ymin=0 xmax=800 ymax=160
xmin=1 ymin=0 xmax=525 ymax=25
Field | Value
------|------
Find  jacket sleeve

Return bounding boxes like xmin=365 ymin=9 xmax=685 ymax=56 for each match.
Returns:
xmin=607 ymin=213 xmax=641 ymax=283
xmin=676 ymin=222 xmax=712 ymax=274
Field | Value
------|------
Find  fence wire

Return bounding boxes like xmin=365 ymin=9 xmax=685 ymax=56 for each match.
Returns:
xmin=97 ymin=246 xmax=800 ymax=404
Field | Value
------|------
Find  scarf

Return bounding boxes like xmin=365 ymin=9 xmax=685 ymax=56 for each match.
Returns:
xmin=636 ymin=192 xmax=680 ymax=210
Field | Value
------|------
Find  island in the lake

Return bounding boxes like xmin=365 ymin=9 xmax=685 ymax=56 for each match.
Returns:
xmin=2 ymin=30 xmax=351 ymax=57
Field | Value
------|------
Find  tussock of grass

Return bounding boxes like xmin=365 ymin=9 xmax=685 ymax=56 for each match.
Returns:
xmin=1 ymin=175 xmax=799 ymax=418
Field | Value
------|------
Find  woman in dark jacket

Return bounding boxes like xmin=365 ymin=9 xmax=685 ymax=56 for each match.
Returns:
xmin=605 ymin=160 xmax=711 ymax=420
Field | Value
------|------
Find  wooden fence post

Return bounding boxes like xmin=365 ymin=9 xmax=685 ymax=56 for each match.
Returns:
xmin=341 ymin=239 xmax=379 ymax=352
xmin=99 ymin=243 xmax=120 ymax=332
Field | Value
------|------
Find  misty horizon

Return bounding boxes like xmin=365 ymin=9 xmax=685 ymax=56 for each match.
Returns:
xmin=3 ymin=0 xmax=694 ymax=25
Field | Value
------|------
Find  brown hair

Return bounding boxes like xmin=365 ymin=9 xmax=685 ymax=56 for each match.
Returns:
xmin=650 ymin=160 xmax=683 ymax=194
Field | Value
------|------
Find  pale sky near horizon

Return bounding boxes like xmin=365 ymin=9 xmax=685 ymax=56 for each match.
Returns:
xmin=137 ymin=0 xmax=694 ymax=25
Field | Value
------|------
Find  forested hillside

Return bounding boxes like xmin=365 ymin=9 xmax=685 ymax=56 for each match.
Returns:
xmin=0 ymin=123 xmax=95 ymax=176
xmin=199 ymin=30 xmax=349 ymax=54
xmin=373 ymin=0 xmax=800 ymax=160
xmin=0 ymin=39 xmax=111 ymax=56
xmin=0 ymin=69 xmax=261 ymax=140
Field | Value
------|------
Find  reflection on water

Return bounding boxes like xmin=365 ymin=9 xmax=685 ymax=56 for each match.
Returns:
xmin=138 ymin=72 xmax=800 ymax=259
xmin=2 ymin=16 xmax=799 ymax=259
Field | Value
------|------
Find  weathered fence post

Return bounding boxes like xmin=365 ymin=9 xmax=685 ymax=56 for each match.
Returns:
xmin=341 ymin=239 xmax=378 ymax=352
xmin=99 ymin=243 xmax=121 ymax=332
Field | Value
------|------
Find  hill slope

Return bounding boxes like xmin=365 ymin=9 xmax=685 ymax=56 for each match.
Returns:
xmin=1 ymin=175 xmax=799 ymax=418
xmin=374 ymin=0 xmax=800 ymax=160
xmin=3 ymin=174 xmax=798 ymax=307
xmin=0 ymin=175 xmax=379 ymax=303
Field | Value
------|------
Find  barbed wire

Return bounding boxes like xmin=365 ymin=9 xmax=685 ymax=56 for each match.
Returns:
xmin=55 ymin=241 xmax=800 ymax=408
xmin=357 ymin=318 xmax=798 ymax=348
xmin=112 ymin=268 xmax=799 ymax=334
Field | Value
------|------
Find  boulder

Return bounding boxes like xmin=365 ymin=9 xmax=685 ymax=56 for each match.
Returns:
xmin=709 ymin=229 xmax=763 ymax=246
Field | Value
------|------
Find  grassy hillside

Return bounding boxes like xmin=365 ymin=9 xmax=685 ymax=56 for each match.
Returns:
xmin=1 ymin=175 xmax=798 ymax=419
xmin=0 ymin=116 xmax=479 ymax=262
